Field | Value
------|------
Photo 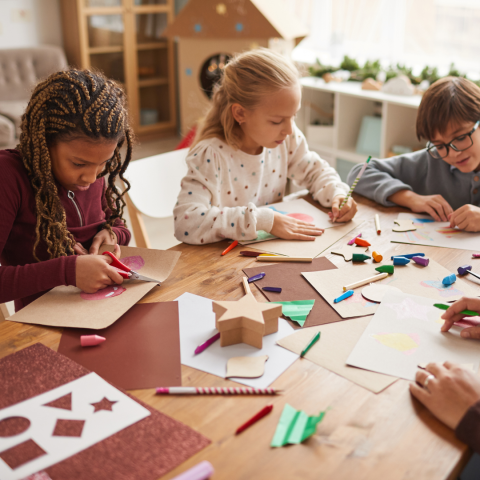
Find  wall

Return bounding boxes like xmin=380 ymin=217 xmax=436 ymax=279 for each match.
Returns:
xmin=0 ymin=0 xmax=63 ymax=49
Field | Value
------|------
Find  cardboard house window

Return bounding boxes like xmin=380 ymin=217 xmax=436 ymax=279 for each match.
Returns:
xmin=200 ymin=53 xmax=231 ymax=99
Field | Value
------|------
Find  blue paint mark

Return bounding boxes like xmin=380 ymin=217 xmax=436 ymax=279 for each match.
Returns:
xmin=194 ymin=23 xmax=202 ymax=32
xmin=235 ymin=22 xmax=243 ymax=32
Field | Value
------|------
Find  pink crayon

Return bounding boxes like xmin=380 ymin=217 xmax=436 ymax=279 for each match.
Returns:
xmin=194 ymin=332 xmax=220 ymax=355
xmin=473 ymin=254 xmax=480 ymax=258
xmin=171 ymin=461 xmax=214 ymax=480
xmin=347 ymin=233 xmax=362 ymax=245
xmin=80 ymin=335 xmax=106 ymax=347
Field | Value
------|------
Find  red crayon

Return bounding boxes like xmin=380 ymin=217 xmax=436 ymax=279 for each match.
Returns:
xmin=235 ymin=404 xmax=273 ymax=435
xmin=81 ymin=335 xmax=106 ymax=347
xmin=221 ymin=240 xmax=239 ymax=256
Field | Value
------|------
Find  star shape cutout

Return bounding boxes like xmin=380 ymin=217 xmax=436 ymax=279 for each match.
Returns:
xmin=91 ymin=397 xmax=117 ymax=413
xmin=214 ymin=294 xmax=280 ymax=334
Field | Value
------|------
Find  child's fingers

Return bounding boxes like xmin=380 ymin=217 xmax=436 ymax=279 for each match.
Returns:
xmin=89 ymin=236 xmax=103 ymax=255
xmin=424 ymin=205 xmax=441 ymax=222
xmin=460 ymin=326 xmax=480 ymax=339
xmin=431 ymin=201 xmax=448 ymax=222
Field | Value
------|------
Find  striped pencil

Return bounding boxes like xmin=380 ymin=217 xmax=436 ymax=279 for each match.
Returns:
xmin=156 ymin=387 xmax=281 ymax=395
xmin=338 ymin=156 xmax=372 ymax=210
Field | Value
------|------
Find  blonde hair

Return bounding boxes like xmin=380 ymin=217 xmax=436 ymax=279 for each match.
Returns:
xmin=193 ymin=48 xmax=299 ymax=149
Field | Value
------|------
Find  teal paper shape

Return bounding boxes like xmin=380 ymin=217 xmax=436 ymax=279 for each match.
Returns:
xmin=271 ymin=404 xmax=326 ymax=447
xmin=272 ymin=300 xmax=315 ymax=326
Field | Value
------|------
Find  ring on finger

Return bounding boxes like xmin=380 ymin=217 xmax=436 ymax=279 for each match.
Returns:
xmin=423 ymin=374 xmax=435 ymax=392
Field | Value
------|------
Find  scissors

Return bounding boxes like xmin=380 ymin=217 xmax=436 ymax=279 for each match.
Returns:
xmin=102 ymin=251 xmax=162 ymax=285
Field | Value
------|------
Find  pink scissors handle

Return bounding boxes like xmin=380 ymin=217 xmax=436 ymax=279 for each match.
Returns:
xmin=102 ymin=251 xmax=130 ymax=279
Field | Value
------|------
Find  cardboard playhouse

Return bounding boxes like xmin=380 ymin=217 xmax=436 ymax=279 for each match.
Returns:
xmin=164 ymin=0 xmax=308 ymax=133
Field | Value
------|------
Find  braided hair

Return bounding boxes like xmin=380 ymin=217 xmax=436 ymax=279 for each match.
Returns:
xmin=17 ymin=69 xmax=133 ymax=261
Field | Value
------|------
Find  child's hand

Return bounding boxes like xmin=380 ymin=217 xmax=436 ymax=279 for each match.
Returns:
xmin=441 ymin=297 xmax=480 ymax=338
xmin=329 ymin=196 xmax=358 ymax=222
xmin=389 ymin=191 xmax=453 ymax=221
xmin=449 ymin=205 xmax=480 ymax=232
xmin=74 ymin=242 xmax=88 ymax=255
xmin=270 ymin=212 xmax=324 ymax=241
xmin=89 ymin=229 xmax=118 ymax=255
xmin=75 ymin=253 xmax=124 ymax=293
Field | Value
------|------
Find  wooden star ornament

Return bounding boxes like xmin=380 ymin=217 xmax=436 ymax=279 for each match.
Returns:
xmin=213 ymin=278 xmax=282 ymax=348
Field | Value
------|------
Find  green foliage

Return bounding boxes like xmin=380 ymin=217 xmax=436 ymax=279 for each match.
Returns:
xmin=308 ymin=55 xmax=473 ymax=87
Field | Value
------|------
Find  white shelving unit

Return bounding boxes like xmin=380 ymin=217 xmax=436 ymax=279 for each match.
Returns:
xmin=297 ymin=77 xmax=424 ymax=181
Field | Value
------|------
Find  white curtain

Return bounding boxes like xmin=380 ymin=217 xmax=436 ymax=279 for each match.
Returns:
xmin=286 ymin=0 xmax=480 ymax=79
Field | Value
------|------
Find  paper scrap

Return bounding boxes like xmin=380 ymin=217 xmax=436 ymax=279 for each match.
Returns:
xmin=272 ymin=300 xmax=315 ymax=326
xmin=271 ymin=404 xmax=326 ymax=447
xmin=226 ymin=355 xmax=268 ymax=378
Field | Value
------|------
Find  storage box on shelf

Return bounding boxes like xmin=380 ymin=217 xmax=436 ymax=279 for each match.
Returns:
xmin=297 ymin=77 xmax=423 ymax=181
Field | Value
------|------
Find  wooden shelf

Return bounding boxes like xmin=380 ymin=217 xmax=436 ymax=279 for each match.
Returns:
xmin=137 ymin=41 xmax=168 ymax=50
xmin=89 ymin=46 xmax=123 ymax=54
xmin=138 ymin=77 xmax=169 ymax=88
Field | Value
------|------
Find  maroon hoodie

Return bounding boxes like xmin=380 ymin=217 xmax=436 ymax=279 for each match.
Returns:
xmin=0 ymin=149 xmax=131 ymax=312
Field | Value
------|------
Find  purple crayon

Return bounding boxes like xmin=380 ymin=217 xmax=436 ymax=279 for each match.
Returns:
xmin=457 ymin=265 xmax=480 ymax=281
xmin=412 ymin=256 xmax=429 ymax=266
xmin=262 ymin=287 xmax=282 ymax=293
xmin=248 ymin=272 xmax=265 ymax=283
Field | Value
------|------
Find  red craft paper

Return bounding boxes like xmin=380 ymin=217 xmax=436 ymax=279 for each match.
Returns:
xmin=0 ymin=343 xmax=210 ymax=480
xmin=244 ymin=257 xmax=344 ymax=328
xmin=58 ymin=302 xmax=182 ymax=390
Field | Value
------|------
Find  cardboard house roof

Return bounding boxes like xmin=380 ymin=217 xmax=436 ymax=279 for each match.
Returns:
xmin=164 ymin=0 xmax=309 ymax=42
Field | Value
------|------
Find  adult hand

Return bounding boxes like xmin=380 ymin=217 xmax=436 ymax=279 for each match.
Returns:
xmin=75 ymin=253 xmax=124 ymax=293
xmin=329 ymin=196 xmax=358 ymax=222
xmin=441 ymin=296 xmax=480 ymax=339
xmin=388 ymin=190 xmax=453 ymax=222
xmin=270 ymin=212 xmax=324 ymax=241
xmin=89 ymin=229 xmax=117 ymax=255
xmin=409 ymin=362 xmax=480 ymax=430
xmin=449 ymin=205 xmax=480 ymax=232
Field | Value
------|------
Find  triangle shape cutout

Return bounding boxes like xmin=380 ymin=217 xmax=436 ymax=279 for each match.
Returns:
xmin=43 ymin=392 xmax=72 ymax=411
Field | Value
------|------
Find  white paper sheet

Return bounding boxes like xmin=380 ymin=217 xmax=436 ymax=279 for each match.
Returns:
xmin=391 ymin=212 xmax=480 ymax=251
xmin=346 ymin=292 xmax=480 ymax=380
xmin=176 ymin=292 xmax=298 ymax=388
xmin=239 ymin=198 xmax=341 ymax=245
xmin=0 ymin=373 xmax=150 ymax=480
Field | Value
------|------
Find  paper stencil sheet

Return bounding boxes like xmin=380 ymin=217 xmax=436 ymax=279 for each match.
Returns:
xmin=302 ymin=258 xmax=479 ymax=319
xmin=0 ymin=373 xmax=150 ymax=480
xmin=391 ymin=212 xmax=480 ymax=250
xmin=7 ymin=245 xmax=181 ymax=329
xmin=346 ymin=292 xmax=480 ymax=380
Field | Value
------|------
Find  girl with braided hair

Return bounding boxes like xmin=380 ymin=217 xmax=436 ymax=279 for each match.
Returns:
xmin=0 ymin=69 xmax=133 ymax=312
xmin=174 ymin=48 xmax=357 ymax=245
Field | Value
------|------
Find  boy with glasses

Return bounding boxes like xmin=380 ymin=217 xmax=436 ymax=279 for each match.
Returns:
xmin=347 ymin=76 xmax=480 ymax=232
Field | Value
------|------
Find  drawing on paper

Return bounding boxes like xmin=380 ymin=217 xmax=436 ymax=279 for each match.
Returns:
xmin=436 ymin=227 xmax=463 ymax=237
xmin=388 ymin=296 xmax=434 ymax=321
xmin=80 ymin=256 xmax=144 ymax=301
xmin=371 ymin=332 xmax=420 ymax=355
xmin=343 ymin=291 xmax=377 ymax=308
xmin=420 ymin=280 xmax=463 ymax=298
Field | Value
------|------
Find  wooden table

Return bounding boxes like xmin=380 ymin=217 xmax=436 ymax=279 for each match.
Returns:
xmin=0 ymin=195 xmax=476 ymax=480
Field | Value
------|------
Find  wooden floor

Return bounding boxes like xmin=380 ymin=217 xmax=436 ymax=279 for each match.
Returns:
xmin=0 ymin=194 xmax=475 ymax=480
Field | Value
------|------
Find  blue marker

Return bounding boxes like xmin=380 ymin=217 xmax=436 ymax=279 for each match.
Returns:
xmin=442 ymin=273 xmax=457 ymax=286
xmin=390 ymin=253 xmax=425 ymax=260
xmin=334 ymin=290 xmax=354 ymax=303
xmin=393 ymin=256 xmax=410 ymax=265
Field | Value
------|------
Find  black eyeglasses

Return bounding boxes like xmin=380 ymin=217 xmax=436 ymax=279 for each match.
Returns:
xmin=426 ymin=120 xmax=480 ymax=159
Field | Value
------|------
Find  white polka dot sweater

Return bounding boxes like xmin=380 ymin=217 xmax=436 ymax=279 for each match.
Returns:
xmin=173 ymin=124 xmax=349 ymax=245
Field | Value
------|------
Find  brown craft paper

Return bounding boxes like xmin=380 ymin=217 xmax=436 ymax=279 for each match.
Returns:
xmin=276 ymin=317 xmax=397 ymax=393
xmin=302 ymin=257 xmax=479 ymax=319
xmin=226 ymin=355 xmax=269 ymax=378
xmin=58 ymin=302 xmax=182 ymax=390
xmin=0 ymin=343 xmax=210 ymax=479
xmin=6 ymin=245 xmax=181 ymax=329
xmin=240 ymin=219 xmax=362 ymax=258
xmin=244 ymin=257 xmax=344 ymax=329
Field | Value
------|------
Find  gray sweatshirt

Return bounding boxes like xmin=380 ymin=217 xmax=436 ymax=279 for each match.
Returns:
xmin=346 ymin=149 xmax=480 ymax=210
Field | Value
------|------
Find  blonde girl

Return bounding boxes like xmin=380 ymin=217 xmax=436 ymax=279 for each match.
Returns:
xmin=174 ymin=48 xmax=357 ymax=245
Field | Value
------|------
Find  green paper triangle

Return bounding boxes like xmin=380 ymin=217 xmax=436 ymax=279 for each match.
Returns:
xmin=272 ymin=300 xmax=315 ymax=327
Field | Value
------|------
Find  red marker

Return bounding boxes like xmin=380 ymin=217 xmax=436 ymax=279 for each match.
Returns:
xmin=81 ymin=335 xmax=106 ymax=347
xmin=221 ymin=240 xmax=239 ymax=256
xmin=235 ymin=404 xmax=273 ymax=435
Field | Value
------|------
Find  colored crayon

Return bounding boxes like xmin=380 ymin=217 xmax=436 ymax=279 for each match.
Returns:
xmin=334 ymin=290 xmax=354 ymax=303
xmin=235 ymin=405 xmax=273 ymax=435
xmin=221 ymin=240 xmax=238 ymax=256
xmin=262 ymin=287 xmax=282 ymax=293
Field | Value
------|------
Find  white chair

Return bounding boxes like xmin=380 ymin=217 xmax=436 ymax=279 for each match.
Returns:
xmin=123 ymin=148 xmax=189 ymax=248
